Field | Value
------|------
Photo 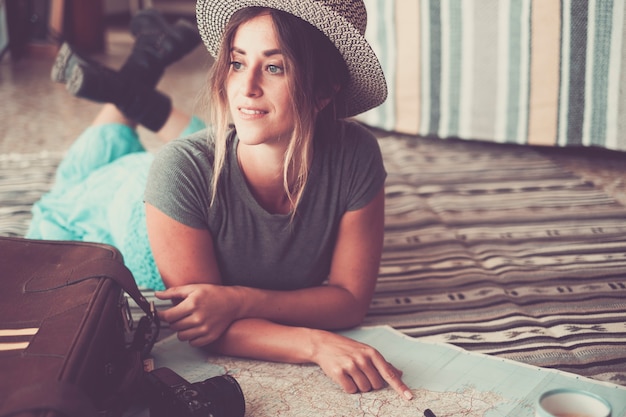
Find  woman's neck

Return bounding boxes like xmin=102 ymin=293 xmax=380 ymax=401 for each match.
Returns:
xmin=237 ymin=142 xmax=295 ymax=214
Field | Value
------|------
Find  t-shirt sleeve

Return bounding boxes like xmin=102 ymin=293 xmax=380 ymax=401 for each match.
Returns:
xmin=144 ymin=133 xmax=213 ymax=229
xmin=341 ymin=122 xmax=387 ymax=212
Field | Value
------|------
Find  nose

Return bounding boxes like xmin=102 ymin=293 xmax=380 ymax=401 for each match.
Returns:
xmin=241 ymin=68 xmax=262 ymax=97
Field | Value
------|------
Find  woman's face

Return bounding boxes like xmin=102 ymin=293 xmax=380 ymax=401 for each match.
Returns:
xmin=226 ymin=12 xmax=295 ymax=147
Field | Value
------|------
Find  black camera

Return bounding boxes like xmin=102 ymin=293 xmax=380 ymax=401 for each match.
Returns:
xmin=145 ymin=367 xmax=245 ymax=417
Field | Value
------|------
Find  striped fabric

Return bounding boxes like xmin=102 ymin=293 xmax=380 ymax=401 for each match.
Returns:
xmin=366 ymin=134 xmax=626 ymax=387
xmin=0 ymin=152 xmax=59 ymax=237
xmin=1 ymin=141 xmax=625 ymax=387
xmin=360 ymin=0 xmax=626 ymax=152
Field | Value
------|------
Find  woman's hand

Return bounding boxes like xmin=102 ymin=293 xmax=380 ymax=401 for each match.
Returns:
xmin=155 ymin=284 xmax=243 ymax=346
xmin=310 ymin=330 xmax=413 ymax=400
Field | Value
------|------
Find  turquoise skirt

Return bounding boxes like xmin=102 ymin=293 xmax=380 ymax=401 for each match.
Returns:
xmin=26 ymin=118 xmax=205 ymax=290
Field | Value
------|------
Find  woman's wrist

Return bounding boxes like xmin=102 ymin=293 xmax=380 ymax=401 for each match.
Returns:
xmin=207 ymin=319 xmax=320 ymax=364
xmin=226 ymin=285 xmax=250 ymax=322
xmin=306 ymin=328 xmax=330 ymax=364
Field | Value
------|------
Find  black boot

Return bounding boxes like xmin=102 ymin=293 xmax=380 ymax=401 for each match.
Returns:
xmin=67 ymin=63 xmax=172 ymax=132
xmin=120 ymin=8 xmax=201 ymax=89
xmin=54 ymin=43 xmax=172 ymax=132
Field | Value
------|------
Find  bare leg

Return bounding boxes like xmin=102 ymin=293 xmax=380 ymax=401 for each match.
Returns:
xmin=155 ymin=107 xmax=192 ymax=143
xmin=91 ymin=103 xmax=192 ymax=143
xmin=91 ymin=104 xmax=136 ymax=128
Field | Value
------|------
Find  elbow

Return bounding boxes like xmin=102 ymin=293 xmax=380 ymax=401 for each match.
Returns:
xmin=333 ymin=314 xmax=366 ymax=330
xmin=330 ymin=302 xmax=369 ymax=330
xmin=328 ymin=287 xmax=373 ymax=329
xmin=350 ymin=307 xmax=368 ymax=328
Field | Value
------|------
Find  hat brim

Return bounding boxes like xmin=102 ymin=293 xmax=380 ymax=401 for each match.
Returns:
xmin=196 ymin=0 xmax=387 ymax=117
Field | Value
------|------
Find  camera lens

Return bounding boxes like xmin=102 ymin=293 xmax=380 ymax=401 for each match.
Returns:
xmin=181 ymin=388 xmax=199 ymax=400
xmin=196 ymin=375 xmax=245 ymax=417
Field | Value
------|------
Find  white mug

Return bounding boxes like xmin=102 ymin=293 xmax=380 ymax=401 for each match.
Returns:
xmin=535 ymin=388 xmax=612 ymax=417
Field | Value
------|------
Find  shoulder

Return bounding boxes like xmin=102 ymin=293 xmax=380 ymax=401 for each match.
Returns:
xmin=149 ymin=129 xmax=221 ymax=189
xmin=312 ymin=120 xmax=386 ymax=211
xmin=322 ymin=120 xmax=384 ymax=166
xmin=145 ymin=129 xmax=220 ymax=229
xmin=146 ymin=129 xmax=217 ymax=204
xmin=153 ymin=129 xmax=215 ymax=169
xmin=335 ymin=120 xmax=379 ymax=145
xmin=326 ymin=120 xmax=383 ymax=161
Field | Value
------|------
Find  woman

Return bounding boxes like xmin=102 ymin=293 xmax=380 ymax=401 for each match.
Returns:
xmin=29 ymin=1 xmax=412 ymax=399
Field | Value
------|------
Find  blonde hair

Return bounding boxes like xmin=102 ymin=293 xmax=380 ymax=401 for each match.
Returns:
xmin=206 ymin=7 xmax=349 ymax=218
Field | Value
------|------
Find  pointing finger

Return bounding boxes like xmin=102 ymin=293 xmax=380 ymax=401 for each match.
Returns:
xmin=373 ymin=357 xmax=413 ymax=400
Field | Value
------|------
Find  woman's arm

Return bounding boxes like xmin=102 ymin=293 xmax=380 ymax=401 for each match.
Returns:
xmin=146 ymin=202 xmax=243 ymax=341
xmin=207 ymin=318 xmax=413 ymax=399
xmin=148 ymin=188 xmax=385 ymax=340
xmin=145 ymin=202 xmax=222 ymax=287
xmin=147 ymin=191 xmax=411 ymax=398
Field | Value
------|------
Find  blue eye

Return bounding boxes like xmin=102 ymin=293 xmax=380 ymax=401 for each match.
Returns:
xmin=267 ymin=65 xmax=284 ymax=74
xmin=230 ymin=61 xmax=243 ymax=71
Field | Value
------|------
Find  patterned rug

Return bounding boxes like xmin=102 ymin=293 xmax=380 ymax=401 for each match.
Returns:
xmin=369 ymin=135 xmax=626 ymax=387
xmin=0 ymin=152 xmax=61 ymax=237
xmin=1 ymin=136 xmax=625 ymax=387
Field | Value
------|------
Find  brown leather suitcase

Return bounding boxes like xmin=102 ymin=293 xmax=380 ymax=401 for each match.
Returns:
xmin=0 ymin=237 xmax=159 ymax=417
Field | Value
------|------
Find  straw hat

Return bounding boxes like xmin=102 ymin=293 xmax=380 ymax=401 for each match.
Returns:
xmin=195 ymin=0 xmax=387 ymax=117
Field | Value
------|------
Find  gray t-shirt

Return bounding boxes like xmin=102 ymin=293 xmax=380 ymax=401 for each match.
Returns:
xmin=144 ymin=121 xmax=386 ymax=290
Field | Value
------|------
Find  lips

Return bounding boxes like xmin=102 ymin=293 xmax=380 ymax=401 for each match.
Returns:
xmin=239 ymin=107 xmax=267 ymax=116
xmin=238 ymin=107 xmax=268 ymax=119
